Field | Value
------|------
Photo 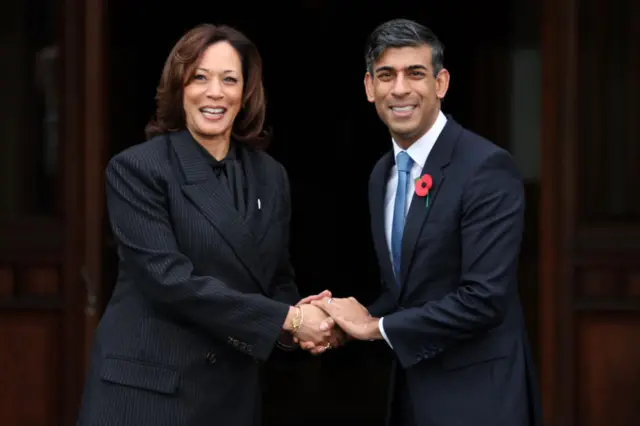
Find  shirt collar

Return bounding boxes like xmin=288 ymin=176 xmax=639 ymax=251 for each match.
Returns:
xmin=392 ymin=110 xmax=447 ymax=168
xmin=194 ymin=139 xmax=237 ymax=166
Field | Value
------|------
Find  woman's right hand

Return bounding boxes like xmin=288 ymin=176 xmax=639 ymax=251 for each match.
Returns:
xmin=283 ymin=304 xmax=334 ymax=346
xmin=295 ymin=304 xmax=335 ymax=345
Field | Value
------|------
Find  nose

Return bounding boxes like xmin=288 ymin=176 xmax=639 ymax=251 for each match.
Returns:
xmin=206 ymin=77 xmax=223 ymax=99
xmin=391 ymin=74 xmax=411 ymax=96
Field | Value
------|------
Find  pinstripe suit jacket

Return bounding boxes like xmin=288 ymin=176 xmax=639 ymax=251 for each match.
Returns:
xmin=77 ymin=130 xmax=300 ymax=426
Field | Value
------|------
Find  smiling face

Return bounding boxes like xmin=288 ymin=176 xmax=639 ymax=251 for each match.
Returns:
xmin=364 ymin=44 xmax=450 ymax=148
xmin=183 ymin=41 xmax=243 ymax=144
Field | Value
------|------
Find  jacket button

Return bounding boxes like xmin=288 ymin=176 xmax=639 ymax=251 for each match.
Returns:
xmin=205 ymin=352 xmax=217 ymax=364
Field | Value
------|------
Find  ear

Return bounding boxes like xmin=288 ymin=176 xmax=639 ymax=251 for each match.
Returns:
xmin=434 ymin=68 xmax=450 ymax=100
xmin=364 ymin=72 xmax=375 ymax=103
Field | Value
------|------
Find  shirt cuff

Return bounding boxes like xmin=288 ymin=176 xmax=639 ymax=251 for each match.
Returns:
xmin=378 ymin=317 xmax=393 ymax=349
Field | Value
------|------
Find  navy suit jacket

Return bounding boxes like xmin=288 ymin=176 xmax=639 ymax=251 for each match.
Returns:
xmin=77 ymin=130 xmax=300 ymax=426
xmin=367 ymin=117 xmax=542 ymax=426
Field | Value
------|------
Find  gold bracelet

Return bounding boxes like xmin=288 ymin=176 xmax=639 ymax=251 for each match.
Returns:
xmin=290 ymin=307 xmax=303 ymax=334
xmin=299 ymin=306 xmax=304 ymax=331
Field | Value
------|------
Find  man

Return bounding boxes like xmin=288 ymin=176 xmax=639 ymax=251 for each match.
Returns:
xmin=313 ymin=19 xmax=542 ymax=426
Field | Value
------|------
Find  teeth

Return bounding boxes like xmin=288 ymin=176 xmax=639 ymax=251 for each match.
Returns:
xmin=202 ymin=108 xmax=225 ymax=114
xmin=392 ymin=106 xmax=415 ymax=112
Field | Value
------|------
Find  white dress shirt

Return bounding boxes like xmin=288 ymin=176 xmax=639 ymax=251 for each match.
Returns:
xmin=378 ymin=111 xmax=448 ymax=348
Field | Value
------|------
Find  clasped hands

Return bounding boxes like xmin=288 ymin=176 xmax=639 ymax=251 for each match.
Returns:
xmin=282 ymin=290 xmax=382 ymax=355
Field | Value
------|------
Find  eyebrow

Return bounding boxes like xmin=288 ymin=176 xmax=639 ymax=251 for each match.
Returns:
xmin=196 ymin=67 xmax=238 ymax=74
xmin=374 ymin=64 xmax=429 ymax=74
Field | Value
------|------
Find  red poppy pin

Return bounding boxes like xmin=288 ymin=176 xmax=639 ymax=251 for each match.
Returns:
xmin=414 ymin=174 xmax=433 ymax=207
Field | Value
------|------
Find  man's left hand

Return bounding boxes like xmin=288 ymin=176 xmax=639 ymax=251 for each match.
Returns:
xmin=312 ymin=297 xmax=382 ymax=341
xmin=296 ymin=289 xmax=332 ymax=306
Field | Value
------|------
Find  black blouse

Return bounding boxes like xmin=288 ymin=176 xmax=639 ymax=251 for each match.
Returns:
xmin=196 ymin=141 xmax=247 ymax=218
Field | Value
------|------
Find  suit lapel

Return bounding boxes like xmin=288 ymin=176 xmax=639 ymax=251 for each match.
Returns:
xmin=398 ymin=118 xmax=462 ymax=290
xmin=238 ymin=146 xmax=277 ymax=240
xmin=169 ymin=130 xmax=271 ymax=294
xmin=370 ymin=151 xmax=399 ymax=297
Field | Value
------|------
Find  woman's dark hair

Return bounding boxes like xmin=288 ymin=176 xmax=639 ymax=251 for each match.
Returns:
xmin=145 ymin=23 xmax=269 ymax=147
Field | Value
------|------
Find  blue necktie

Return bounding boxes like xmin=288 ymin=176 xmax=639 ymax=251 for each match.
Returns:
xmin=391 ymin=151 xmax=413 ymax=280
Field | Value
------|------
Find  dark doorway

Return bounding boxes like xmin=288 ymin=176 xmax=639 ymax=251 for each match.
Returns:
xmin=104 ymin=1 xmax=525 ymax=424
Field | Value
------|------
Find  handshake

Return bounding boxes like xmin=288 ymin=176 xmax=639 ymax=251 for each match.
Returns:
xmin=280 ymin=290 xmax=381 ymax=355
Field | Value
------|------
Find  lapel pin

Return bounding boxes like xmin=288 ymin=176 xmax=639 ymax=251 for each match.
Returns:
xmin=257 ymin=198 xmax=261 ymax=210
xmin=414 ymin=174 xmax=433 ymax=207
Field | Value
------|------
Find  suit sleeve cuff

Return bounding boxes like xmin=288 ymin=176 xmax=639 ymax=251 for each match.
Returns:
xmin=379 ymin=317 xmax=393 ymax=349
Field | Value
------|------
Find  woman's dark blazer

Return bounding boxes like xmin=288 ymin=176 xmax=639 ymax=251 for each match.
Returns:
xmin=76 ymin=130 xmax=300 ymax=426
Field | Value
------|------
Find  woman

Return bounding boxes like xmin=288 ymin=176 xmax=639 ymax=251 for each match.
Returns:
xmin=77 ymin=24 xmax=336 ymax=426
